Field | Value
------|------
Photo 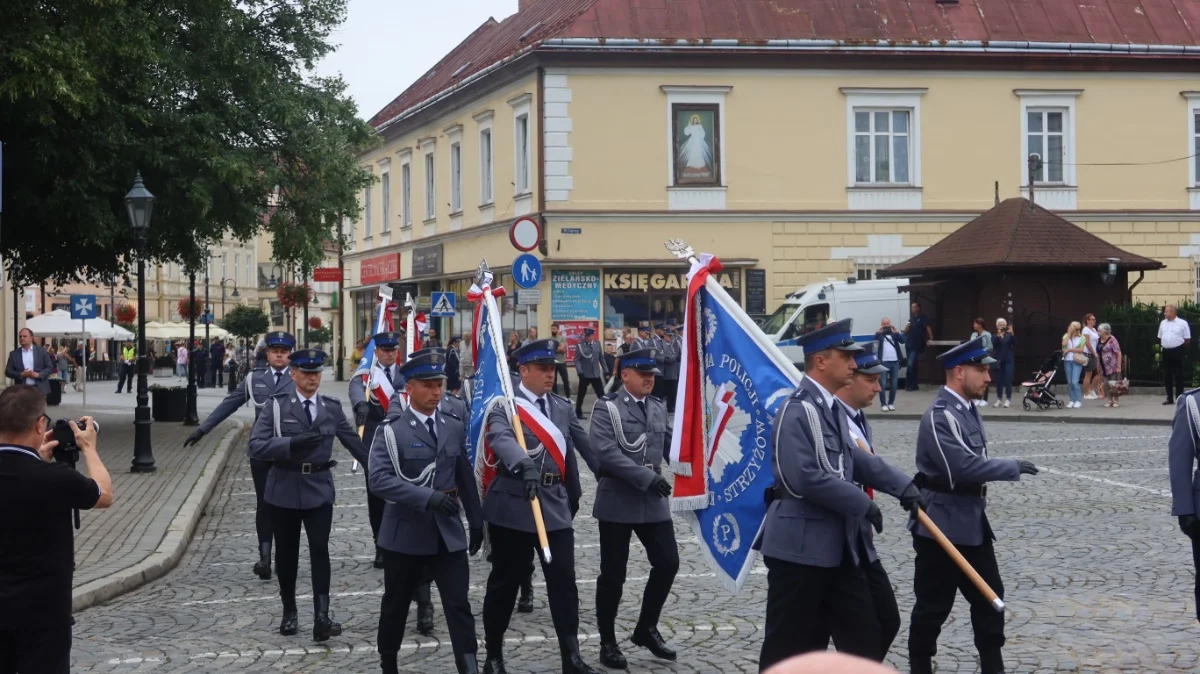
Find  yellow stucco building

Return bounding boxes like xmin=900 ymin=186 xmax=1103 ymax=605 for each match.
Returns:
xmin=341 ymin=0 xmax=1200 ymax=368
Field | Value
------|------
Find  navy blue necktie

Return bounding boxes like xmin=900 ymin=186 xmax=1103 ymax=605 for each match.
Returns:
xmin=426 ymin=418 xmax=438 ymax=447
xmin=537 ymin=398 xmax=547 ymax=417
xmin=303 ymin=400 xmax=314 ymax=427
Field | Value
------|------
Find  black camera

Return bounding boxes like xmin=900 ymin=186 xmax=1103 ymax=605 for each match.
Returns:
xmin=52 ymin=418 xmax=97 ymax=466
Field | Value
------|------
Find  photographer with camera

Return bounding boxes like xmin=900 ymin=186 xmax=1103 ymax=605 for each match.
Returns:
xmin=0 ymin=384 xmax=113 ymax=673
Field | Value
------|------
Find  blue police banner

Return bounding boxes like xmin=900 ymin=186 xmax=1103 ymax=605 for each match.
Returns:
xmin=352 ymin=287 xmax=396 ymax=382
xmin=467 ymin=277 xmax=513 ymax=496
xmin=670 ymin=252 xmax=802 ymax=593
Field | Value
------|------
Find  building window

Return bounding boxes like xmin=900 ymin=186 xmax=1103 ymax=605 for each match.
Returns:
xmin=234 ymin=253 xmax=240 ymax=287
xmin=515 ymin=114 xmax=530 ymax=194
xmin=363 ymin=186 xmax=373 ymax=237
xmin=424 ymin=152 xmax=436 ymax=221
xmin=450 ymin=142 xmax=462 ymax=213
xmin=671 ymin=103 xmax=722 ymax=186
xmin=1194 ymin=258 xmax=1200 ymax=303
xmin=380 ymin=170 xmax=391 ymax=232
xmin=855 ymin=264 xmax=885 ymax=281
xmin=400 ymin=159 xmax=412 ymax=228
xmin=480 ymin=128 xmax=493 ymax=204
xmin=1016 ymin=90 xmax=1079 ymax=206
xmin=245 ymin=255 xmax=252 ymax=287
xmin=854 ymin=110 xmax=910 ymax=184
xmin=1026 ymin=110 xmax=1065 ymax=184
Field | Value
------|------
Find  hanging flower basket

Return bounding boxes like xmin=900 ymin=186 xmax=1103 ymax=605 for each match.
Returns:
xmin=114 ymin=303 xmax=137 ymax=324
xmin=308 ymin=316 xmax=323 ymax=330
xmin=177 ymin=297 xmax=204 ymax=321
xmin=277 ymin=282 xmax=312 ymax=310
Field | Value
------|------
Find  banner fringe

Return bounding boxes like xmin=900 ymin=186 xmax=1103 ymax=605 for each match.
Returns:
xmin=671 ymin=461 xmax=693 ymax=477
xmin=670 ymin=494 xmax=709 ymax=512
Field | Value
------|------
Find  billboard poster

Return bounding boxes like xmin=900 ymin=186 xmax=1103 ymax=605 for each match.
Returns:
xmin=555 ymin=320 xmax=598 ymax=364
xmin=550 ymin=270 xmax=601 ymax=321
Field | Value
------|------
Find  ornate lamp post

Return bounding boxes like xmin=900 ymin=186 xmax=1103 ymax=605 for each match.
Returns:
xmin=125 ymin=172 xmax=156 ymax=473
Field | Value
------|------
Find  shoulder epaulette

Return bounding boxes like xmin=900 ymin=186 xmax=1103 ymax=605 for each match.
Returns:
xmin=931 ymin=398 xmax=948 ymax=409
xmin=1184 ymin=387 xmax=1200 ymax=398
xmin=601 ymin=391 xmax=620 ymax=401
xmin=444 ymin=391 xmax=462 ymax=401
xmin=321 ymin=394 xmax=341 ymax=404
xmin=440 ymin=411 xmax=463 ymax=422
xmin=272 ymin=391 xmax=290 ymax=398
xmin=550 ymin=392 xmax=571 ymax=404
xmin=648 ymin=394 xmax=663 ymax=403
xmin=791 ymin=387 xmax=811 ymax=400
xmin=253 ymin=367 xmax=268 ymax=373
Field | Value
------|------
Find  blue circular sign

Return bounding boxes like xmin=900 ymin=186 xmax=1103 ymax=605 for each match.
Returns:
xmin=512 ymin=254 xmax=542 ymax=289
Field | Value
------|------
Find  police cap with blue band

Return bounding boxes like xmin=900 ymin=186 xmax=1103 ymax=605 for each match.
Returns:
xmin=289 ymin=348 xmax=327 ymax=372
xmin=796 ymin=318 xmax=864 ymax=354
xmin=583 ymin=328 xmax=596 ymax=337
xmin=853 ymin=342 xmax=889 ymax=375
xmin=514 ymin=339 xmax=559 ymax=366
xmin=620 ymin=347 xmax=662 ymax=375
xmin=265 ymin=331 xmax=296 ymax=350
xmin=937 ymin=336 xmax=997 ymax=369
xmin=400 ymin=350 xmax=447 ymax=380
xmin=372 ymin=331 xmax=401 ymax=349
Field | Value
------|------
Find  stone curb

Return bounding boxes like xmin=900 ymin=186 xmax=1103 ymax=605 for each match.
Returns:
xmin=71 ymin=421 xmax=246 ymax=613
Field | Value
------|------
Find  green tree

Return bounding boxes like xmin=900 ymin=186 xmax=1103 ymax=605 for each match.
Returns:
xmin=221 ymin=304 xmax=270 ymax=342
xmin=307 ymin=325 xmax=333 ymax=346
xmin=0 ymin=0 xmax=377 ymax=285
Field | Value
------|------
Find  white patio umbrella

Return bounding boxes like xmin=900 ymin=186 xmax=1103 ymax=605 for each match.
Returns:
xmin=25 ymin=309 xmax=134 ymax=340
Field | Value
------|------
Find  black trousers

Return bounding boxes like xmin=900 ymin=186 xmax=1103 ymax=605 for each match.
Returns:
xmin=0 ymin=625 xmax=71 ymax=674
xmin=272 ymin=503 xmax=334 ymax=606
xmin=378 ymin=540 xmax=477 ymax=657
xmin=249 ymin=458 xmax=273 ymax=545
xmin=908 ymin=535 xmax=1005 ymax=660
xmin=814 ymin=559 xmax=901 ymax=661
xmin=575 ymin=377 xmax=606 ymax=414
xmin=758 ymin=555 xmax=880 ymax=671
xmin=364 ymin=470 xmax=384 ymax=548
xmin=595 ymin=520 xmax=679 ymax=643
xmin=1164 ymin=345 xmax=1186 ymax=402
xmin=213 ymin=361 xmax=224 ymax=387
xmin=1191 ymin=535 xmax=1200 ymax=623
xmin=483 ymin=524 xmax=578 ymax=656
xmin=553 ymin=362 xmax=572 ymax=397
xmin=116 ymin=363 xmax=133 ymax=392
xmin=661 ymin=378 xmax=678 ymax=413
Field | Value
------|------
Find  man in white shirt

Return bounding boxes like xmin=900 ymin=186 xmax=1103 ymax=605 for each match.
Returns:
xmin=5 ymin=329 xmax=54 ymax=396
xmin=1159 ymin=304 xmax=1192 ymax=405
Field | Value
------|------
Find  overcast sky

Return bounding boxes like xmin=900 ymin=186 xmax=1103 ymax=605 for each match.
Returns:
xmin=316 ymin=0 xmax=521 ymax=121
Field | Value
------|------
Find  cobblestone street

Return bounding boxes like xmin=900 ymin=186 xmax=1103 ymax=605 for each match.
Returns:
xmin=69 ymin=420 xmax=1199 ymax=673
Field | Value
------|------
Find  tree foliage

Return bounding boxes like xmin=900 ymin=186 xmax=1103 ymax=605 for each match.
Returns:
xmin=307 ymin=325 xmax=332 ymax=345
xmin=0 ymin=0 xmax=377 ymax=284
xmin=221 ymin=304 xmax=270 ymax=340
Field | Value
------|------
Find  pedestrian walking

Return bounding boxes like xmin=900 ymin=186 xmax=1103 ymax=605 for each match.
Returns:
xmin=874 ymin=318 xmax=903 ymax=411
xmin=903 ymin=303 xmax=933 ymax=391
xmin=176 ymin=342 xmax=189 ymax=379
xmin=573 ymin=329 xmax=608 ymax=420
xmin=248 ymin=348 xmax=368 ymax=641
xmin=1159 ymin=304 xmax=1191 ymax=405
xmin=549 ymin=324 xmax=572 ymax=399
xmin=55 ymin=346 xmax=76 ymax=394
xmin=907 ymin=337 xmax=1039 ymax=674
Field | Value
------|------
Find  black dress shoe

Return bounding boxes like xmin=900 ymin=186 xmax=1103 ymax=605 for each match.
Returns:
xmin=909 ymin=656 xmax=933 ymax=674
xmin=381 ymin=652 xmax=399 ymax=674
xmin=254 ymin=541 xmax=272 ymax=580
xmin=457 ymin=653 xmax=480 ymax=674
xmin=561 ymin=636 xmax=603 ymax=674
xmin=417 ymin=601 xmax=435 ymax=636
xmin=631 ymin=626 xmax=676 ymax=661
xmin=598 ymin=642 xmax=627 ymax=669
xmin=517 ymin=579 xmax=534 ymax=613
xmin=373 ymin=549 xmax=384 ymax=569
xmin=483 ymin=656 xmax=507 ymax=674
xmin=312 ymin=594 xmax=342 ymax=642
xmin=279 ymin=609 xmax=298 ymax=636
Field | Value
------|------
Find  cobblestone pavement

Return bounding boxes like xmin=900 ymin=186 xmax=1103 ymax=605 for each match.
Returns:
xmin=69 ymin=421 xmax=1199 ymax=673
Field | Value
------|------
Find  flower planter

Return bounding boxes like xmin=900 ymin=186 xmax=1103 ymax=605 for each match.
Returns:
xmin=150 ymin=387 xmax=188 ymax=422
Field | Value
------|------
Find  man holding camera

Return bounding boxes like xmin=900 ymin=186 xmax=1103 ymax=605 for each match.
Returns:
xmin=0 ymin=385 xmax=113 ymax=673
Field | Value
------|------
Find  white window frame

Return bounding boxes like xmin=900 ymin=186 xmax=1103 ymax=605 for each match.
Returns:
xmin=445 ymin=124 xmax=463 ymax=216
xmin=1185 ymin=92 xmax=1200 ymax=210
xmin=508 ymin=94 xmax=532 ymax=197
xmin=841 ymin=88 xmax=924 ymax=210
xmin=851 ymin=109 xmax=913 ymax=185
xmin=475 ymin=109 xmax=495 ymax=205
xmin=363 ymin=183 xmax=373 ymax=238
xmin=234 ymin=253 xmax=240 ymax=288
xmin=420 ymin=137 xmax=437 ymax=222
xmin=1193 ymin=256 xmax=1200 ymax=303
xmin=1016 ymin=90 xmax=1080 ymax=210
xmin=378 ymin=158 xmax=391 ymax=233
xmin=245 ymin=253 xmax=252 ymax=285
xmin=397 ymin=148 xmax=413 ymax=228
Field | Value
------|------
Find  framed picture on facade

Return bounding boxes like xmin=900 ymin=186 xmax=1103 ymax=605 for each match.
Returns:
xmin=672 ymin=103 xmax=721 ymax=186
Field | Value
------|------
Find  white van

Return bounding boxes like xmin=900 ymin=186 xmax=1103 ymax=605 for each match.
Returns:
xmin=758 ymin=278 xmax=911 ymax=370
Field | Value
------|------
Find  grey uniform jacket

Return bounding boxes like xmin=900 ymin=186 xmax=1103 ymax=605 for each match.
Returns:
xmin=5 ymin=346 xmax=55 ymax=394
xmin=845 ymin=407 xmax=913 ymax=563
xmin=484 ymin=391 xmax=597 ymax=533
xmin=368 ymin=407 xmax=482 ymax=555
xmin=907 ymin=387 xmax=1022 ymax=546
xmin=756 ymin=377 xmax=911 ymax=568
xmin=1169 ymin=388 xmax=1200 ymax=516
xmin=248 ymin=392 xmax=369 ymax=510
xmin=574 ymin=341 xmax=606 ymax=380
xmin=349 ymin=364 xmax=403 ymax=443
xmin=201 ymin=368 xmax=296 ymax=441
xmin=589 ymin=390 xmax=671 ymax=524
xmin=660 ymin=338 xmax=681 ymax=380
xmin=652 ymin=336 xmax=667 ymax=372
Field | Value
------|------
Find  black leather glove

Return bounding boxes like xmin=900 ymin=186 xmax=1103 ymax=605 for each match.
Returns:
xmin=429 ymin=491 xmax=461 ymax=517
xmin=1181 ymin=515 xmax=1200 ymax=540
xmin=514 ymin=459 xmax=540 ymax=501
xmin=469 ymin=527 xmax=483 ymax=555
xmin=650 ymin=475 xmax=673 ymax=498
xmin=289 ymin=431 xmax=322 ymax=453
xmin=353 ymin=402 xmax=369 ymax=428
xmin=866 ymin=502 xmax=884 ymax=534
xmin=898 ymin=481 xmax=927 ymax=514
xmin=1017 ymin=460 xmax=1039 ymax=476
xmin=183 ymin=429 xmax=206 ymax=447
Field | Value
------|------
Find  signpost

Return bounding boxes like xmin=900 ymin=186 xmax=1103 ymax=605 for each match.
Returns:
xmin=509 ymin=216 xmax=541 ymax=253
xmin=431 ymin=291 xmax=456 ymax=317
xmin=71 ymin=295 xmax=98 ymax=405
xmin=516 ymin=288 xmax=542 ymax=305
xmin=512 ymin=253 xmax=542 ymax=289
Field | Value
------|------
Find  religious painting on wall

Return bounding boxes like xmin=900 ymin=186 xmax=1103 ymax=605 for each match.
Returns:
xmin=672 ymin=104 xmax=721 ymax=186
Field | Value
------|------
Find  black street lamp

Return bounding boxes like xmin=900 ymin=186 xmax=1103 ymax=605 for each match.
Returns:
xmin=184 ymin=271 xmax=199 ymax=425
xmin=125 ymin=172 xmax=156 ymax=473
xmin=301 ymin=266 xmax=310 ymax=347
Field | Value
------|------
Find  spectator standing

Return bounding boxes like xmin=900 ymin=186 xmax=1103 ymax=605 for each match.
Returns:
xmin=446 ymin=335 xmax=463 ymax=394
xmin=505 ymin=331 xmax=521 ymax=371
xmin=549 ymin=324 xmax=571 ymax=398
xmin=1159 ymin=304 xmax=1191 ymax=405
xmin=874 ymin=318 xmax=904 ymax=411
xmin=903 ymin=302 xmax=933 ymax=391
xmin=520 ymin=327 xmax=537 ymax=348
xmin=1097 ymin=323 xmax=1124 ymax=408
xmin=992 ymin=319 xmax=1017 ymax=408
xmin=1081 ymin=314 xmax=1102 ymax=400
xmin=55 ymin=347 xmax=76 ymax=394
xmin=115 ymin=341 xmax=136 ymax=393
xmin=5 ymin=329 xmax=54 ymax=396
xmin=971 ymin=318 xmax=993 ymax=407
xmin=191 ymin=341 xmax=209 ymax=389
xmin=1062 ymin=321 xmax=1088 ymax=408
xmin=210 ymin=339 xmax=226 ymax=388
xmin=175 ymin=342 xmax=189 ymax=379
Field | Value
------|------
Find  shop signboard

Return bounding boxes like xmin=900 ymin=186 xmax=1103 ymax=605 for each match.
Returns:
xmin=550 ymin=270 xmax=601 ymax=321
xmin=745 ymin=269 xmax=766 ymax=315
xmin=360 ymin=253 xmax=400 ymax=285
xmin=411 ymin=244 xmax=442 ymax=277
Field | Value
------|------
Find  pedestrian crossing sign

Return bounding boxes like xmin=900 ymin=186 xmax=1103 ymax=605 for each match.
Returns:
xmin=431 ymin=292 xmax=456 ymax=317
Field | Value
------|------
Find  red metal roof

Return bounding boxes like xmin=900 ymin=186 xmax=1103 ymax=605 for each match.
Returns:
xmin=369 ymin=0 xmax=1200 ymax=129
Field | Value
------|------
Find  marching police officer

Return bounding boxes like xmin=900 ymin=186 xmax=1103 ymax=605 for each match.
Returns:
xmin=649 ymin=326 xmax=668 ymax=400
xmin=350 ymin=331 xmax=403 ymax=570
xmin=249 ymin=349 xmax=369 ymax=641
xmin=907 ymin=336 xmax=1039 ymax=674
xmin=1170 ymin=383 xmax=1200 ymax=623
xmin=590 ymin=347 xmax=679 ymax=669
xmin=481 ymin=338 xmax=601 ymax=674
xmin=185 ymin=330 xmax=296 ymax=580
xmin=756 ymin=319 xmax=924 ymax=671
xmin=574 ymin=328 xmax=608 ymax=420
xmin=830 ymin=342 xmax=923 ymax=661
xmin=659 ymin=321 xmax=681 ymax=413
xmin=370 ymin=350 xmax=483 ymax=674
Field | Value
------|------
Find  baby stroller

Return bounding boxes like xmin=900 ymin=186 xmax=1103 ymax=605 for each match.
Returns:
xmin=1021 ymin=352 xmax=1065 ymax=411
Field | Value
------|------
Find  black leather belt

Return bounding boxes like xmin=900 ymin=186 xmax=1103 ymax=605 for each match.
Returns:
xmin=274 ymin=460 xmax=337 ymax=475
xmin=599 ymin=465 xmax=661 ymax=480
xmin=914 ymin=472 xmax=986 ymax=497
xmin=443 ymin=487 xmax=459 ymax=499
xmin=498 ymin=468 xmax=563 ymax=486
xmin=763 ymin=484 xmax=799 ymax=503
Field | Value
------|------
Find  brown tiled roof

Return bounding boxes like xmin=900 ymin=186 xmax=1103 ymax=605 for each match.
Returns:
xmin=879 ymin=198 xmax=1164 ymax=276
xmin=368 ymin=0 xmax=1200 ymax=130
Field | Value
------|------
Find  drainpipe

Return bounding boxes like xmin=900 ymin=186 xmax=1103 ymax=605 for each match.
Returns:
xmin=1127 ymin=270 xmax=1144 ymax=303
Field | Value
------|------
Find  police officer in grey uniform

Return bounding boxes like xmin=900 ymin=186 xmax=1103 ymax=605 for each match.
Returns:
xmin=907 ymin=336 xmax=1039 ymax=674
xmin=659 ymin=321 xmax=681 ymax=414
xmin=632 ymin=326 xmax=652 ymax=350
xmin=1170 ymin=383 xmax=1200 ymax=622
xmin=481 ymin=338 xmax=601 ymax=674
xmin=573 ymin=328 xmax=608 ymax=420
xmin=350 ymin=331 xmax=403 ymax=570
xmin=370 ymin=350 xmax=483 ymax=674
xmin=185 ymin=330 xmax=296 ymax=580
xmin=649 ymin=326 xmax=667 ymax=400
xmin=756 ymin=319 xmax=925 ymax=671
xmin=590 ymin=347 xmax=679 ymax=669
xmin=249 ymin=349 xmax=370 ymax=641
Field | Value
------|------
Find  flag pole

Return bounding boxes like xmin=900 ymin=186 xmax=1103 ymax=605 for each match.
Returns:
xmin=354 ymin=285 xmax=394 ymax=473
xmin=404 ymin=293 xmax=417 ymax=361
xmin=916 ymin=508 xmax=1005 ymax=612
xmin=477 ymin=259 xmax=553 ymax=564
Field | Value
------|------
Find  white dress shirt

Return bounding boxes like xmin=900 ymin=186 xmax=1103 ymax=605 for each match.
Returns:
xmin=296 ymin=391 xmax=318 ymax=422
xmin=806 ymin=376 xmax=837 ymax=410
xmin=519 ymin=383 xmax=550 ymax=412
xmin=409 ymin=407 xmax=437 ymax=428
xmin=1159 ymin=317 xmax=1191 ymax=350
xmin=21 ymin=347 xmax=35 ymax=386
xmin=838 ymin=398 xmax=870 ymax=451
